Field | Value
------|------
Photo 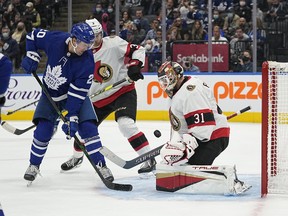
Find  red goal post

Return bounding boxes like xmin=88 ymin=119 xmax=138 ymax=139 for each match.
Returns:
xmin=262 ymin=61 xmax=288 ymax=197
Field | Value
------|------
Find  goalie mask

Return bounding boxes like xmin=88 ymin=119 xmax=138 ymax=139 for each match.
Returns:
xmin=157 ymin=61 xmax=184 ymax=98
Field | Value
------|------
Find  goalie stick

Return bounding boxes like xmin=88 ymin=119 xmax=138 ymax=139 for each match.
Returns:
xmin=2 ymin=100 xmax=39 ymax=115
xmin=31 ymin=71 xmax=132 ymax=192
xmin=100 ymin=106 xmax=252 ymax=169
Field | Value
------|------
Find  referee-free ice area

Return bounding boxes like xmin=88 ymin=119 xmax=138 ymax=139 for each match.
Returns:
xmin=0 ymin=121 xmax=288 ymax=216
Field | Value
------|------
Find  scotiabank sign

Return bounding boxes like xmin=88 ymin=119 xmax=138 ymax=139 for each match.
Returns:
xmin=172 ymin=43 xmax=229 ymax=72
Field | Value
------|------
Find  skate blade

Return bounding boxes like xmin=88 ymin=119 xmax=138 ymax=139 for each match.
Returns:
xmin=139 ymin=171 xmax=156 ymax=179
xmin=26 ymin=181 xmax=33 ymax=187
xmin=60 ymin=164 xmax=82 ymax=173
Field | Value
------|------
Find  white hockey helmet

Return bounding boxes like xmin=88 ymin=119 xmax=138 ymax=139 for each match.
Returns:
xmin=85 ymin=18 xmax=102 ymax=35
xmin=157 ymin=61 xmax=184 ymax=98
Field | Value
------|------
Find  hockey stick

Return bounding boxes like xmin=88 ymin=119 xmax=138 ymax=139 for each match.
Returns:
xmin=226 ymin=105 xmax=251 ymax=120
xmin=1 ymin=121 xmax=36 ymax=135
xmin=2 ymin=100 xmax=39 ymax=115
xmin=100 ymin=106 xmax=252 ymax=169
xmin=31 ymin=71 xmax=132 ymax=191
xmin=1 ymin=79 xmax=132 ymax=136
xmin=89 ymin=77 xmax=132 ymax=99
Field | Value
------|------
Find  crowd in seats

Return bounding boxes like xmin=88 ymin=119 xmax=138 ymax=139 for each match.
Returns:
xmin=0 ymin=0 xmax=65 ymax=73
xmin=88 ymin=0 xmax=286 ymax=72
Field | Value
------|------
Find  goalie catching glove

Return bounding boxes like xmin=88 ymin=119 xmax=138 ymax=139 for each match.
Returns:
xmin=160 ymin=134 xmax=198 ymax=166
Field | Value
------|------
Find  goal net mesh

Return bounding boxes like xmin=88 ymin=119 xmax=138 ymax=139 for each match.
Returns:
xmin=264 ymin=61 xmax=288 ymax=194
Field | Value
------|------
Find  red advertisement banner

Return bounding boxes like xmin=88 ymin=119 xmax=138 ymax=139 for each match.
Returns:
xmin=172 ymin=43 xmax=229 ymax=72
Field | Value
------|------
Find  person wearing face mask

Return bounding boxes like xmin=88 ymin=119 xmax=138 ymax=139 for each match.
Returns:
xmin=12 ymin=21 xmax=27 ymax=72
xmin=0 ymin=26 xmax=19 ymax=69
xmin=234 ymin=0 xmax=252 ymax=23
xmin=106 ymin=3 xmax=115 ymax=24
xmin=236 ymin=50 xmax=253 ymax=72
xmin=212 ymin=9 xmax=225 ymax=29
xmin=92 ymin=3 xmax=103 ymax=23
xmin=101 ymin=13 xmax=114 ymax=36
xmin=264 ymin=0 xmax=287 ymax=22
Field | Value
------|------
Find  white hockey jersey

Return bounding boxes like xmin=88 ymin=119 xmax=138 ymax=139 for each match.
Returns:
xmin=89 ymin=35 xmax=145 ymax=107
xmin=170 ymin=76 xmax=230 ymax=142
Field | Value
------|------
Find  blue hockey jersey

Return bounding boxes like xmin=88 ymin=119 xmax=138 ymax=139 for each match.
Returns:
xmin=0 ymin=53 xmax=12 ymax=97
xmin=26 ymin=29 xmax=95 ymax=117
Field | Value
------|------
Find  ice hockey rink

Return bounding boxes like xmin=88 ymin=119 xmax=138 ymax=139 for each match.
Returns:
xmin=0 ymin=120 xmax=288 ymax=216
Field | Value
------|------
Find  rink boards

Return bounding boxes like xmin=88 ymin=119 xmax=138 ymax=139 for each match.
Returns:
xmin=1 ymin=72 xmax=261 ymax=123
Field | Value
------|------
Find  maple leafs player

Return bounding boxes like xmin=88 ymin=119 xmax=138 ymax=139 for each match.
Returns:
xmin=21 ymin=22 xmax=114 ymax=183
xmin=61 ymin=18 xmax=156 ymax=175
xmin=157 ymin=61 xmax=251 ymax=194
xmin=0 ymin=53 xmax=13 ymax=121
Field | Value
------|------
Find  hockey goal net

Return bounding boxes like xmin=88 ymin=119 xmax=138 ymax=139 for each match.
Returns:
xmin=262 ymin=61 xmax=288 ymax=196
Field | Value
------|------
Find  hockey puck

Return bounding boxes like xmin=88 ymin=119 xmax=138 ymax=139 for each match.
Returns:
xmin=154 ymin=130 xmax=161 ymax=138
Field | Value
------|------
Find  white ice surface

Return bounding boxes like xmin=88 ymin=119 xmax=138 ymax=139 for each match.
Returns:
xmin=1 ymin=121 xmax=288 ymax=216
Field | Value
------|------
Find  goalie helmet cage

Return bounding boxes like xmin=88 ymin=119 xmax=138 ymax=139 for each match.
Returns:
xmin=262 ymin=61 xmax=288 ymax=197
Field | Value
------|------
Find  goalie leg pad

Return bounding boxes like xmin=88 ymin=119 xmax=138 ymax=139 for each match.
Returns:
xmin=156 ymin=164 xmax=251 ymax=195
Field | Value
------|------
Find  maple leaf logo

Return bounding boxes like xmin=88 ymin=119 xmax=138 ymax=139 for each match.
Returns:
xmin=44 ymin=65 xmax=67 ymax=90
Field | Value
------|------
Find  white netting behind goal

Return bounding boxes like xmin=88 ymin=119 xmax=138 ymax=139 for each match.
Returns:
xmin=266 ymin=61 xmax=288 ymax=194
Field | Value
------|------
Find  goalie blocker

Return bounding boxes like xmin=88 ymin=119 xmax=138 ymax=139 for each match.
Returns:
xmin=156 ymin=164 xmax=251 ymax=195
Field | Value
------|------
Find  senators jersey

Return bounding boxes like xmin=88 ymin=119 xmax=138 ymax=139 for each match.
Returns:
xmin=89 ymin=35 xmax=145 ymax=108
xmin=170 ymin=76 xmax=230 ymax=142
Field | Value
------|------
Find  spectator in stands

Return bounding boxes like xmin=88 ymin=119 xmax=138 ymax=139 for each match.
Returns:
xmin=135 ymin=9 xmax=150 ymax=33
xmin=93 ymin=3 xmax=104 ymax=22
xmin=191 ymin=20 xmax=207 ymax=42
xmin=212 ymin=25 xmax=228 ymax=44
xmin=129 ymin=19 xmax=146 ymax=45
xmin=106 ymin=3 xmax=115 ymax=24
xmin=144 ymin=38 xmax=162 ymax=72
xmin=213 ymin=0 xmax=233 ymax=11
xmin=234 ymin=0 xmax=252 ymax=23
xmin=34 ymin=0 xmax=48 ymax=28
xmin=212 ymin=9 xmax=225 ymax=29
xmin=166 ymin=0 xmax=175 ymax=25
xmin=2 ymin=3 xmax=19 ymax=30
xmin=141 ymin=19 xmax=159 ymax=45
xmin=229 ymin=27 xmax=251 ymax=71
xmin=235 ymin=50 xmax=253 ymax=72
xmin=0 ymin=25 xmax=20 ymax=70
xmin=223 ymin=7 xmax=240 ymax=40
xmin=119 ymin=20 xmax=133 ymax=41
xmin=23 ymin=2 xmax=41 ymax=32
xmin=182 ymin=56 xmax=200 ymax=72
xmin=101 ymin=12 xmax=114 ymax=36
xmin=141 ymin=0 xmax=161 ymax=15
xmin=264 ymin=0 xmax=287 ymax=22
xmin=10 ymin=12 xmax=22 ymax=32
xmin=238 ymin=17 xmax=250 ymax=34
xmin=170 ymin=17 xmax=187 ymax=39
xmin=11 ymin=21 xmax=26 ymax=72
xmin=121 ymin=10 xmax=133 ymax=23
xmin=12 ymin=0 xmax=26 ymax=16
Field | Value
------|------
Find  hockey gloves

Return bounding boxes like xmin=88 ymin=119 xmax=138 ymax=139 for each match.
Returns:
xmin=21 ymin=51 xmax=41 ymax=74
xmin=127 ymin=59 xmax=144 ymax=81
xmin=62 ymin=116 xmax=79 ymax=140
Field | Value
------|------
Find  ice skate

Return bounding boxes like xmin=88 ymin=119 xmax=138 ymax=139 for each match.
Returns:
xmin=232 ymin=179 xmax=252 ymax=195
xmin=61 ymin=156 xmax=83 ymax=171
xmin=24 ymin=164 xmax=41 ymax=186
xmin=138 ymin=158 xmax=157 ymax=178
xmin=96 ymin=162 xmax=114 ymax=182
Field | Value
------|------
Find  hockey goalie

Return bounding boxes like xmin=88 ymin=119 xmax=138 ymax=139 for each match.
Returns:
xmin=155 ymin=61 xmax=251 ymax=195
